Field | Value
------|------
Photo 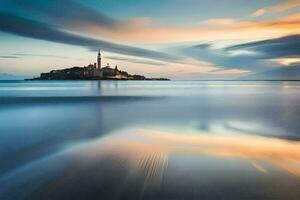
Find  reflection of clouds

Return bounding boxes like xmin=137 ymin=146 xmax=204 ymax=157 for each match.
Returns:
xmin=76 ymin=127 xmax=300 ymax=178
xmin=141 ymin=129 xmax=300 ymax=176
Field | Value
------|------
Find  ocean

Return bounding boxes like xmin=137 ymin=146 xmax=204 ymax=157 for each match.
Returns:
xmin=0 ymin=80 xmax=300 ymax=200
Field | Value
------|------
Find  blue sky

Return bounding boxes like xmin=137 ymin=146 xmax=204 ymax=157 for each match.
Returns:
xmin=0 ymin=0 xmax=300 ymax=80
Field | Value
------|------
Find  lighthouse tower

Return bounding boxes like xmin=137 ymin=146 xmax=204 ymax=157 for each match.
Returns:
xmin=97 ymin=50 xmax=101 ymax=69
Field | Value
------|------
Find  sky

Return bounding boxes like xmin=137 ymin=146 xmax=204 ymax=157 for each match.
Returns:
xmin=0 ymin=0 xmax=300 ymax=80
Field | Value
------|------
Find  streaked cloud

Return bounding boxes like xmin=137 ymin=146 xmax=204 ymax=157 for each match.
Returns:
xmin=2 ymin=0 xmax=119 ymax=30
xmin=273 ymin=58 xmax=300 ymax=66
xmin=1 ymin=0 xmax=299 ymax=45
xmin=12 ymin=53 xmax=69 ymax=59
xmin=199 ymin=18 xmax=238 ymax=27
xmin=251 ymin=0 xmax=300 ymax=17
xmin=0 ymin=56 xmax=19 ymax=59
xmin=0 ymin=13 xmax=179 ymax=63
xmin=166 ymin=34 xmax=300 ymax=80
xmin=251 ymin=9 xmax=266 ymax=17
xmin=270 ymin=0 xmax=300 ymax=12
xmin=105 ymin=56 xmax=166 ymax=66
xmin=226 ymin=34 xmax=300 ymax=59
xmin=82 ymin=12 xmax=300 ymax=44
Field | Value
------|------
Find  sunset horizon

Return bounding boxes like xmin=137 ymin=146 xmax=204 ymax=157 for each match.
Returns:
xmin=1 ymin=0 xmax=300 ymax=80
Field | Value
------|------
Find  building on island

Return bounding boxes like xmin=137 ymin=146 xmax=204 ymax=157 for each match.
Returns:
xmin=31 ymin=50 xmax=169 ymax=81
xmin=97 ymin=50 xmax=101 ymax=69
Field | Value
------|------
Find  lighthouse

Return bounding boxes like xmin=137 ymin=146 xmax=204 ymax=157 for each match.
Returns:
xmin=97 ymin=50 xmax=101 ymax=69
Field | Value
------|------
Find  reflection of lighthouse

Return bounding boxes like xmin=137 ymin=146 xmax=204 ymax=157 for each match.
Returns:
xmin=97 ymin=50 xmax=101 ymax=69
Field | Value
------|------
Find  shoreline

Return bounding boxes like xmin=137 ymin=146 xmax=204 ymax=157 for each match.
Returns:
xmin=23 ymin=79 xmax=300 ymax=81
xmin=24 ymin=78 xmax=170 ymax=81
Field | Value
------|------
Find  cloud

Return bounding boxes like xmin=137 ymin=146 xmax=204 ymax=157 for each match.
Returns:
xmin=270 ymin=0 xmax=300 ymax=12
xmin=0 ymin=56 xmax=19 ymax=59
xmin=251 ymin=0 xmax=300 ymax=17
xmin=3 ymin=0 xmax=120 ymax=30
xmin=2 ymin=0 xmax=300 ymax=45
xmin=226 ymin=34 xmax=300 ymax=59
xmin=82 ymin=12 xmax=300 ymax=44
xmin=11 ymin=53 xmax=69 ymax=59
xmin=251 ymin=9 xmax=265 ymax=17
xmin=105 ymin=56 xmax=166 ymax=66
xmin=200 ymin=18 xmax=238 ymax=27
xmin=174 ymin=43 xmax=270 ymax=72
xmin=171 ymin=34 xmax=300 ymax=76
xmin=273 ymin=58 xmax=300 ymax=66
xmin=0 ymin=13 xmax=179 ymax=63
xmin=1 ymin=0 xmax=158 ymax=36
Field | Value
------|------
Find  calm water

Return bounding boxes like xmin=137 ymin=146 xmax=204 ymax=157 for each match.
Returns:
xmin=0 ymin=80 xmax=300 ymax=200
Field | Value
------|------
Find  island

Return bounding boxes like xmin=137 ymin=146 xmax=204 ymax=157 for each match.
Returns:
xmin=26 ymin=51 xmax=169 ymax=81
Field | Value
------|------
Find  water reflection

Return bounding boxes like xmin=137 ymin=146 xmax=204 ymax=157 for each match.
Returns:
xmin=74 ymin=127 xmax=300 ymax=177
xmin=1 ymin=81 xmax=300 ymax=200
xmin=20 ymin=126 xmax=300 ymax=200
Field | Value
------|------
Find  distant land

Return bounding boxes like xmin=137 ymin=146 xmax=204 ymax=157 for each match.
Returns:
xmin=26 ymin=51 xmax=169 ymax=81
